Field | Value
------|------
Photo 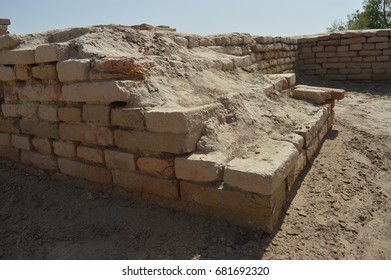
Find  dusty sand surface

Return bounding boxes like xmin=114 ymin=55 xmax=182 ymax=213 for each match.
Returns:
xmin=0 ymin=79 xmax=390 ymax=260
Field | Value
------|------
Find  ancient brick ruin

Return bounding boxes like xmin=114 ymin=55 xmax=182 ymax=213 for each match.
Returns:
xmin=0 ymin=19 xmax=390 ymax=233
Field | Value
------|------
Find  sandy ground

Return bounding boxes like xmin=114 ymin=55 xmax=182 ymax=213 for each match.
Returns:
xmin=0 ymin=81 xmax=390 ymax=260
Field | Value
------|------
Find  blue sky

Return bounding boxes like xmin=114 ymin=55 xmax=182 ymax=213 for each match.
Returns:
xmin=3 ymin=0 xmax=362 ymax=36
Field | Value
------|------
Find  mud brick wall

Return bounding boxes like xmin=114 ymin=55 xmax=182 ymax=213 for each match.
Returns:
xmin=169 ymin=33 xmax=298 ymax=74
xmin=0 ymin=19 xmax=10 ymax=36
xmin=297 ymin=29 xmax=391 ymax=81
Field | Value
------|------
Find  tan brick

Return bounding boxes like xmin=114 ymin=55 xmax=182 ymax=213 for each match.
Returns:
xmin=82 ymin=105 xmax=110 ymax=125
xmin=58 ymin=107 xmax=81 ymax=123
xmin=35 ymin=44 xmax=68 ymax=63
xmin=31 ymin=64 xmax=58 ymax=80
xmin=340 ymin=37 xmax=366 ymax=45
xmin=137 ymin=157 xmax=174 ymax=177
xmin=76 ymin=146 xmax=104 ymax=164
xmin=56 ymin=59 xmax=90 ymax=83
xmin=0 ymin=117 xmax=19 ymax=133
xmin=0 ymin=66 xmax=16 ymax=81
xmin=11 ymin=134 xmax=30 ymax=150
xmin=145 ymin=104 xmax=224 ymax=134
xmin=114 ymin=129 xmax=200 ymax=154
xmin=292 ymin=87 xmax=331 ymax=104
xmin=59 ymin=123 xmax=113 ymax=146
xmin=53 ymin=141 xmax=76 ymax=158
xmin=21 ymin=150 xmax=57 ymax=170
xmin=61 ymin=80 xmax=138 ymax=105
xmin=306 ymin=136 xmax=319 ymax=161
xmin=318 ymin=40 xmax=340 ymax=46
xmin=224 ymin=141 xmax=298 ymax=195
xmin=38 ymin=105 xmax=58 ymax=121
xmin=14 ymin=65 xmax=32 ymax=80
xmin=112 ymin=170 xmax=178 ymax=199
xmin=20 ymin=120 xmax=58 ymax=139
xmin=1 ymin=103 xmax=38 ymax=119
xmin=111 ymin=108 xmax=144 ymax=130
xmin=286 ymin=150 xmax=306 ymax=192
xmin=16 ymin=84 xmax=62 ymax=102
xmin=0 ymin=49 xmax=35 ymax=64
xmin=104 ymin=150 xmax=135 ymax=171
xmin=0 ymin=132 xmax=11 ymax=146
xmin=0 ymin=146 xmax=20 ymax=161
xmin=31 ymin=137 xmax=52 ymax=155
xmin=58 ymin=158 xmax=112 ymax=184
xmin=0 ymin=34 xmax=21 ymax=50
xmin=175 ymin=153 xmax=225 ymax=182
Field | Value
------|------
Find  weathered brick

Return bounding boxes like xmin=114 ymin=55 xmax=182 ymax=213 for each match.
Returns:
xmin=376 ymin=42 xmax=389 ymax=50
xmin=0 ymin=117 xmax=19 ymax=133
xmin=61 ymin=80 xmax=139 ymax=105
xmin=58 ymin=107 xmax=81 ymax=123
xmin=1 ymin=103 xmax=38 ymax=119
xmin=383 ymin=49 xmax=391 ymax=55
xmin=14 ymin=65 xmax=32 ymax=81
xmin=38 ymin=105 xmax=58 ymax=121
xmin=377 ymin=56 xmax=390 ymax=62
xmin=347 ymin=73 xmax=372 ymax=80
xmin=31 ymin=64 xmax=58 ymax=80
xmin=292 ymin=87 xmax=331 ymax=104
xmin=337 ymin=45 xmax=349 ymax=52
xmin=59 ymin=123 xmax=113 ymax=146
xmin=76 ymin=146 xmax=104 ymax=164
xmin=111 ymin=107 xmax=145 ymax=130
xmin=341 ymin=37 xmax=366 ymax=45
xmin=20 ymin=120 xmax=59 ymax=139
xmin=104 ymin=149 xmax=136 ymax=171
xmin=31 ymin=137 xmax=52 ymax=155
xmin=224 ymin=141 xmax=298 ymax=196
xmin=11 ymin=134 xmax=31 ymax=150
xmin=350 ymin=44 xmax=363 ymax=51
xmin=286 ymin=151 xmax=306 ymax=192
xmin=0 ymin=132 xmax=11 ymax=146
xmin=0 ymin=146 xmax=20 ymax=161
xmin=58 ymin=158 xmax=112 ymax=184
xmin=175 ymin=153 xmax=225 ymax=182
xmin=318 ymin=40 xmax=340 ymax=46
xmin=145 ymin=104 xmax=223 ymax=134
xmin=16 ymin=84 xmax=62 ymax=102
xmin=56 ymin=59 xmax=90 ymax=83
xmin=0 ymin=49 xmax=35 ymax=64
xmin=82 ymin=104 xmax=110 ymax=125
xmin=35 ymin=44 xmax=68 ymax=63
xmin=346 ymin=62 xmax=372 ymax=68
xmin=137 ymin=157 xmax=174 ymax=177
xmin=53 ymin=141 xmax=76 ymax=158
xmin=323 ymin=63 xmax=346 ymax=69
xmin=21 ymin=150 xmax=57 ymax=170
xmin=363 ymin=56 xmax=376 ymax=62
xmin=114 ymin=129 xmax=200 ymax=154
xmin=0 ymin=34 xmax=21 ymax=50
xmin=363 ymin=43 xmax=375 ymax=50
xmin=358 ymin=50 xmax=382 ymax=56
xmin=0 ymin=66 xmax=16 ymax=81
xmin=336 ymin=51 xmax=357 ymax=57
xmin=367 ymin=36 xmax=389 ymax=43
xmin=324 ymin=46 xmax=337 ymax=52
xmin=294 ymin=107 xmax=329 ymax=145
xmin=316 ymin=52 xmax=336 ymax=58
xmin=112 ymin=170 xmax=178 ymax=199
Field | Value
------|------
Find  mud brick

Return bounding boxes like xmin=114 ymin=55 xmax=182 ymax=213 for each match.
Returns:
xmin=336 ymin=51 xmax=357 ymax=57
xmin=0 ymin=117 xmax=19 ymax=133
xmin=38 ymin=105 xmax=58 ymax=121
xmin=377 ymin=56 xmax=390 ymax=62
xmin=322 ymin=74 xmax=347 ymax=81
xmin=31 ymin=64 xmax=58 ymax=80
xmin=363 ymin=43 xmax=375 ymax=50
xmin=358 ymin=50 xmax=382 ymax=56
xmin=347 ymin=74 xmax=372 ymax=80
xmin=0 ymin=49 xmax=35 ymax=64
xmin=56 ymin=59 xmax=90 ymax=82
xmin=1 ymin=103 xmax=38 ymax=119
xmin=20 ymin=120 xmax=58 ymax=139
xmin=341 ymin=37 xmax=366 ymax=45
xmin=224 ymin=141 xmax=298 ymax=196
xmin=352 ymin=57 xmax=363 ymax=62
xmin=11 ymin=134 xmax=31 ymax=150
xmin=305 ymin=137 xmax=319 ymax=162
xmin=316 ymin=52 xmax=336 ymax=58
xmin=58 ymin=107 xmax=81 ymax=123
xmin=322 ymin=63 xmax=346 ymax=69
xmin=175 ymin=153 xmax=225 ymax=182
xmin=112 ymin=170 xmax=179 ymax=199
xmin=350 ymin=44 xmax=363 ymax=51
xmin=16 ymin=84 xmax=62 ymax=102
xmin=0 ymin=66 xmax=16 ymax=81
xmin=291 ymin=87 xmax=331 ymax=104
xmin=82 ymin=104 xmax=110 ymax=125
xmin=383 ymin=49 xmax=391 ymax=55
xmin=31 ymin=137 xmax=52 ymax=155
xmin=58 ymin=158 xmax=112 ymax=184
xmin=21 ymin=150 xmax=57 ymax=171
xmin=104 ymin=150 xmax=135 ymax=171
xmin=114 ymin=129 xmax=200 ymax=154
xmin=0 ymin=34 xmax=21 ymax=50
xmin=35 ymin=44 xmax=68 ymax=63
xmin=367 ymin=36 xmax=389 ymax=43
xmin=0 ymin=146 xmax=20 ymax=161
xmin=137 ymin=157 xmax=174 ymax=177
xmin=14 ymin=65 xmax=32 ymax=81
xmin=376 ymin=42 xmax=389 ymax=50
xmin=363 ymin=56 xmax=376 ymax=62
xmin=318 ymin=40 xmax=340 ymax=46
xmin=59 ymin=123 xmax=113 ymax=146
xmin=286 ymin=151 xmax=306 ymax=193
xmin=294 ymin=107 xmax=329 ymax=146
xmin=312 ymin=46 xmax=324 ymax=52
xmin=111 ymin=107 xmax=144 ymax=130
xmin=372 ymin=62 xmax=391 ymax=68
xmin=0 ymin=133 xmax=11 ymax=146
xmin=337 ymin=46 xmax=349 ymax=52
xmin=76 ymin=146 xmax=104 ymax=164
xmin=53 ymin=141 xmax=76 ymax=158
xmin=346 ymin=62 xmax=372 ymax=68
xmin=324 ymin=46 xmax=337 ymax=52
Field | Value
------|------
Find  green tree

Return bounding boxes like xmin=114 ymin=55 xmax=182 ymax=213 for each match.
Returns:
xmin=327 ymin=0 xmax=391 ymax=32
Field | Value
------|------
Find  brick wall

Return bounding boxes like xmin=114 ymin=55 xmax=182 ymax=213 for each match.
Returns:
xmin=297 ymin=29 xmax=391 ymax=81
xmin=0 ymin=19 xmax=10 ymax=36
